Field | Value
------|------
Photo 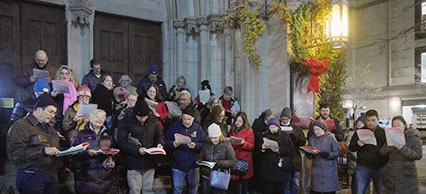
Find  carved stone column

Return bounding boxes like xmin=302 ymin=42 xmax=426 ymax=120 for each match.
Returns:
xmin=197 ymin=17 xmax=209 ymax=82
xmin=208 ymin=15 xmax=222 ymax=95
xmin=174 ymin=20 xmax=185 ymax=77
xmin=184 ymin=18 xmax=199 ymax=94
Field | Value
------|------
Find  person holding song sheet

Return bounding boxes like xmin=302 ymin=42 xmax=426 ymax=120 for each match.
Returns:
xmin=308 ymin=121 xmax=340 ymax=194
xmin=62 ymin=86 xmax=92 ymax=141
xmin=70 ymin=109 xmax=115 ymax=194
xmin=379 ymin=116 xmax=423 ymax=194
xmin=116 ymin=99 xmax=164 ymax=194
xmin=91 ymin=75 xmax=117 ymax=129
xmin=349 ymin=109 xmax=388 ymax=194
xmin=145 ymin=84 xmax=168 ymax=125
xmin=260 ymin=118 xmax=294 ymax=194
xmin=165 ymin=105 xmax=206 ymax=194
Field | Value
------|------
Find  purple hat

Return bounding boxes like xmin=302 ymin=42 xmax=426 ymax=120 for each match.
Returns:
xmin=268 ymin=118 xmax=281 ymax=128
xmin=149 ymin=64 xmax=158 ymax=74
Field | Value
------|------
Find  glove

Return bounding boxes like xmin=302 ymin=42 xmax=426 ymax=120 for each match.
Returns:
xmin=318 ymin=152 xmax=329 ymax=158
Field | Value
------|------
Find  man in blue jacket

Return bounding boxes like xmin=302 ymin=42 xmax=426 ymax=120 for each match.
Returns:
xmin=165 ymin=105 xmax=205 ymax=194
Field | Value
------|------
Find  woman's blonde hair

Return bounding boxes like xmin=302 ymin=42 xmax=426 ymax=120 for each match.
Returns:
xmin=209 ymin=134 xmax=226 ymax=143
xmin=54 ymin=65 xmax=79 ymax=88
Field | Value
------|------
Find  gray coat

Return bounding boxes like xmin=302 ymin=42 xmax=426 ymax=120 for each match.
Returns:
xmin=308 ymin=132 xmax=340 ymax=193
xmin=380 ymin=127 xmax=423 ymax=194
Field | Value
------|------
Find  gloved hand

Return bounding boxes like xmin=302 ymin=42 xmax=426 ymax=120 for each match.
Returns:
xmin=318 ymin=152 xmax=329 ymax=158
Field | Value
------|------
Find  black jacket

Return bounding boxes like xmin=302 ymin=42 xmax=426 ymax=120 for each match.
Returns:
xmin=348 ymin=126 xmax=388 ymax=170
xmin=116 ymin=112 xmax=164 ymax=170
xmin=9 ymin=95 xmax=38 ymax=126
xmin=137 ymin=74 xmax=167 ymax=100
xmin=91 ymin=84 xmax=116 ymax=117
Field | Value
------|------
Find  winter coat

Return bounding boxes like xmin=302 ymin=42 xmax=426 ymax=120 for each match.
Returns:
xmin=62 ymin=101 xmax=89 ymax=140
xmin=70 ymin=123 xmax=114 ymax=194
xmin=380 ymin=127 xmax=423 ymax=194
xmin=285 ymin=124 xmax=307 ymax=171
xmin=309 ymin=132 xmax=340 ymax=192
xmin=308 ymin=116 xmax=344 ymax=141
xmin=199 ymin=141 xmax=236 ymax=178
xmin=219 ymin=96 xmax=241 ymax=125
xmin=9 ymin=95 xmax=38 ymax=126
xmin=346 ymin=129 xmax=357 ymax=175
xmin=82 ymin=70 xmax=105 ymax=92
xmin=7 ymin=114 xmax=61 ymax=175
xmin=349 ymin=126 xmax=388 ymax=170
xmin=260 ymin=130 xmax=294 ymax=183
xmin=146 ymin=98 xmax=168 ymax=122
xmin=14 ymin=62 xmax=57 ymax=98
xmin=116 ymin=112 xmax=164 ymax=170
xmin=91 ymin=84 xmax=116 ymax=117
xmin=229 ymin=127 xmax=255 ymax=180
xmin=136 ymin=75 xmax=168 ymax=100
xmin=165 ymin=120 xmax=206 ymax=171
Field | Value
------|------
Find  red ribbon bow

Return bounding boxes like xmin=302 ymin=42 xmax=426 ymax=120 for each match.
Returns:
xmin=304 ymin=58 xmax=329 ymax=93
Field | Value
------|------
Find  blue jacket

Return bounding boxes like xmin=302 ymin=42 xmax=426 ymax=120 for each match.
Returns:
xmin=82 ymin=70 xmax=105 ymax=92
xmin=165 ymin=120 xmax=205 ymax=171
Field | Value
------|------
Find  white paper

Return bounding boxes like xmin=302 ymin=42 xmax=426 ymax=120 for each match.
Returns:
xmin=263 ymin=137 xmax=279 ymax=149
xmin=229 ymin=136 xmax=244 ymax=144
xmin=280 ymin=126 xmax=293 ymax=131
xmin=196 ymin=161 xmax=216 ymax=169
xmin=145 ymin=98 xmax=159 ymax=117
xmin=231 ymin=101 xmax=241 ymax=114
xmin=165 ymin=101 xmax=182 ymax=117
xmin=144 ymin=147 xmax=166 ymax=155
xmin=174 ymin=133 xmax=192 ymax=144
xmin=385 ymin=128 xmax=406 ymax=146
xmin=356 ymin=130 xmax=377 ymax=146
xmin=52 ymin=80 xmax=70 ymax=93
xmin=33 ymin=68 xmax=50 ymax=79
xmin=77 ymin=103 xmax=98 ymax=119
xmin=199 ymin=90 xmax=210 ymax=105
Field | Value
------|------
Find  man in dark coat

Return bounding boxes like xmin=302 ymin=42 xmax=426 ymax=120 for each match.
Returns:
xmin=307 ymin=104 xmax=344 ymax=143
xmin=7 ymin=95 xmax=61 ymax=194
xmin=116 ymin=99 xmax=164 ymax=194
xmin=82 ymin=59 xmax=105 ymax=92
xmin=349 ymin=109 xmax=388 ymax=194
xmin=137 ymin=64 xmax=167 ymax=99
xmin=14 ymin=50 xmax=57 ymax=101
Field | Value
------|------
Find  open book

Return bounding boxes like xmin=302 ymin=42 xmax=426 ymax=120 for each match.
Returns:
xmin=300 ymin=146 xmax=320 ymax=154
xmin=356 ymin=129 xmax=377 ymax=146
xmin=144 ymin=147 xmax=166 ymax=155
xmin=196 ymin=161 xmax=216 ymax=169
xmin=229 ymin=136 xmax=244 ymax=144
xmin=262 ymin=138 xmax=279 ymax=149
xmin=385 ymin=127 xmax=406 ymax=146
xmin=52 ymin=80 xmax=70 ymax=93
xmin=174 ymin=133 xmax=192 ymax=144
xmin=96 ymin=148 xmax=120 ymax=155
xmin=57 ymin=142 xmax=89 ymax=157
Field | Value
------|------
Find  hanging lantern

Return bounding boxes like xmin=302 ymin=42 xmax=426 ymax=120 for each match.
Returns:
xmin=326 ymin=0 xmax=348 ymax=48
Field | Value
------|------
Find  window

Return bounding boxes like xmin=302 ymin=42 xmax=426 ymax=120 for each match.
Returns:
xmin=415 ymin=46 xmax=426 ymax=83
xmin=415 ymin=0 xmax=426 ymax=39
xmin=422 ymin=52 xmax=426 ymax=82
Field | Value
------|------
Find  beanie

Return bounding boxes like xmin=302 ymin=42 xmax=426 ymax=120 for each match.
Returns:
xmin=356 ymin=116 xmax=366 ymax=125
xmin=201 ymin=80 xmax=211 ymax=91
xmin=312 ymin=120 xmax=326 ymax=130
xmin=280 ymin=107 xmax=292 ymax=118
xmin=182 ymin=105 xmax=196 ymax=118
xmin=134 ymin=99 xmax=151 ymax=117
xmin=34 ymin=79 xmax=50 ymax=93
xmin=267 ymin=118 xmax=281 ymax=128
xmin=208 ymin=123 xmax=222 ymax=137
xmin=77 ymin=86 xmax=91 ymax=98
xmin=34 ymin=94 xmax=58 ymax=109
xmin=149 ymin=64 xmax=158 ymax=74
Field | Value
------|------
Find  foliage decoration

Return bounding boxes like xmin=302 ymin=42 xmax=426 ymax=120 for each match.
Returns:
xmin=218 ymin=1 xmax=267 ymax=69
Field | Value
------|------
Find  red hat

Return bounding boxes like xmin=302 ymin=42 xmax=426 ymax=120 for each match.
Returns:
xmin=78 ymin=86 xmax=91 ymax=98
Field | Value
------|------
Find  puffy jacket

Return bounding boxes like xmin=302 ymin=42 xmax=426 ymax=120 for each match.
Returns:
xmin=7 ymin=114 xmax=61 ymax=175
xmin=349 ymin=126 xmax=388 ymax=170
xmin=136 ymin=75 xmax=168 ymax=100
xmin=260 ymin=130 xmax=294 ymax=182
xmin=70 ymin=123 xmax=113 ymax=194
xmin=165 ymin=120 xmax=206 ymax=171
xmin=199 ymin=141 xmax=236 ymax=177
xmin=380 ymin=127 xmax=423 ymax=194
xmin=309 ymin=132 xmax=340 ymax=192
xmin=116 ymin=112 xmax=164 ymax=170
xmin=9 ymin=95 xmax=38 ymax=126
xmin=229 ymin=127 xmax=255 ymax=180
xmin=82 ymin=70 xmax=105 ymax=92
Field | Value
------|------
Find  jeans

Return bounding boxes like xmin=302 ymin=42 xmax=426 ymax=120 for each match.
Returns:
xmin=284 ymin=171 xmax=300 ymax=194
xmin=355 ymin=164 xmax=384 ymax=194
xmin=232 ymin=179 xmax=248 ymax=194
xmin=127 ymin=169 xmax=155 ymax=194
xmin=172 ymin=168 xmax=199 ymax=194
xmin=16 ymin=169 xmax=58 ymax=194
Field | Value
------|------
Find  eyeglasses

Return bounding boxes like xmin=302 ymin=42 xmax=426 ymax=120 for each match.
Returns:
xmin=60 ymin=72 xmax=70 ymax=75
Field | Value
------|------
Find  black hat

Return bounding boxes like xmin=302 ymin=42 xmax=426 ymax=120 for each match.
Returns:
xmin=182 ymin=105 xmax=196 ymax=118
xmin=34 ymin=94 xmax=58 ymax=110
xmin=201 ymin=80 xmax=211 ymax=91
xmin=312 ymin=120 xmax=326 ymax=130
xmin=134 ymin=99 xmax=151 ymax=117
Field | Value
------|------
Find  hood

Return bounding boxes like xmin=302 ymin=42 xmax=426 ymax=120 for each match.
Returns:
xmin=405 ymin=127 xmax=420 ymax=138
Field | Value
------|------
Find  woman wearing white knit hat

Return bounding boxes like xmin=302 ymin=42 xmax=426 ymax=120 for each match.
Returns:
xmin=199 ymin=123 xmax=237 ymax=194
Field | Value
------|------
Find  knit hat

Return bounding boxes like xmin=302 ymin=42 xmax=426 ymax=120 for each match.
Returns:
xmin=356 ymin=116 xmax=366 ymax=125
xmin=201 ymin=80 xmax=211 ymax=91
xmin=149 ymin=64 xmax=158 ymax=74
xmin=77 ymin=86 xmax=91 ymax=98
xmin=268 ymin=118 xmax=281 ymax=128
xmin=208 ymin=123 xmax=222 ymax=137
xmin=34 ymin=79 xmax=50 ymax=93
xmin=134 ymin=99 xmax=151 ymax=116
xmin=312 ymin=120 xmax=326 ymax=130
xmin=34 ymin=94 xmax=57 ymax=109
xmin=182 ymin=105 xmax=196 ymax=118
xmin=119 ymin=75 xmax=132 ymax=83
xmin=280 ymin=107 xmax=292 ymax=118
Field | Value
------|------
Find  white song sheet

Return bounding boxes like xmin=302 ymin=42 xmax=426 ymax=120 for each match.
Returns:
xmin=385 ymin=127 xmax=406 ymax=146
xmin=356 ymin=129 xmax=377 ymax=146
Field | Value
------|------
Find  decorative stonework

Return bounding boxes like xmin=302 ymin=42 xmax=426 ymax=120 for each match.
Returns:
xmin=196 ymin=17 xmax=209 ymax=32
xmin=69 ymin=0 xmax=93 ymax=27
xmin=208 ymin=15 xmax=222 ymax=33
xmin=183 ymin=18 xmax=197 ymax=35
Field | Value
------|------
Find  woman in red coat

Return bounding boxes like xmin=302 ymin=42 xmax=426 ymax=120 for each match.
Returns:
xmin=145 ymin=84 xmax=168 ymax=125
xmin=229 ymin=112 xmax=255 ymax=194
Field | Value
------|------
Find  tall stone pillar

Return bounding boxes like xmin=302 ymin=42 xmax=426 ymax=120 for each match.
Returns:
xmin=197 ymin=17 xmax=209 ymax=82
xmin=66 ymin=0 xmax=94 ymax=83
xmin=208 ymin=15 xmax=222 ymax=95
xmin=174 ymin=20 xmax=185 ymax=77
xmin=184 ymin=18 xmax=199 ymax=95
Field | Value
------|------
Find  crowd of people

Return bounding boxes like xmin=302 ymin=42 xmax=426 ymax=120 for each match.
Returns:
xmin=4 ymin=50 xmax=424 ymax=194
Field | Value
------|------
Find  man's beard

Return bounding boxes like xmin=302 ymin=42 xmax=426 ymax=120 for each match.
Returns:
xmin=321 ymin=115 xmax=329 ymax=120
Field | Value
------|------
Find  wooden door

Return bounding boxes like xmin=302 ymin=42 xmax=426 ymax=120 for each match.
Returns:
xmin=94 ymin=13 xmax=162 ymax=85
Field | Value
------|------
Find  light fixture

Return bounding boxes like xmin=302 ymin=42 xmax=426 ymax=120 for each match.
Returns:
xmin=326 ymin=0 xmax=348 ymax=48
